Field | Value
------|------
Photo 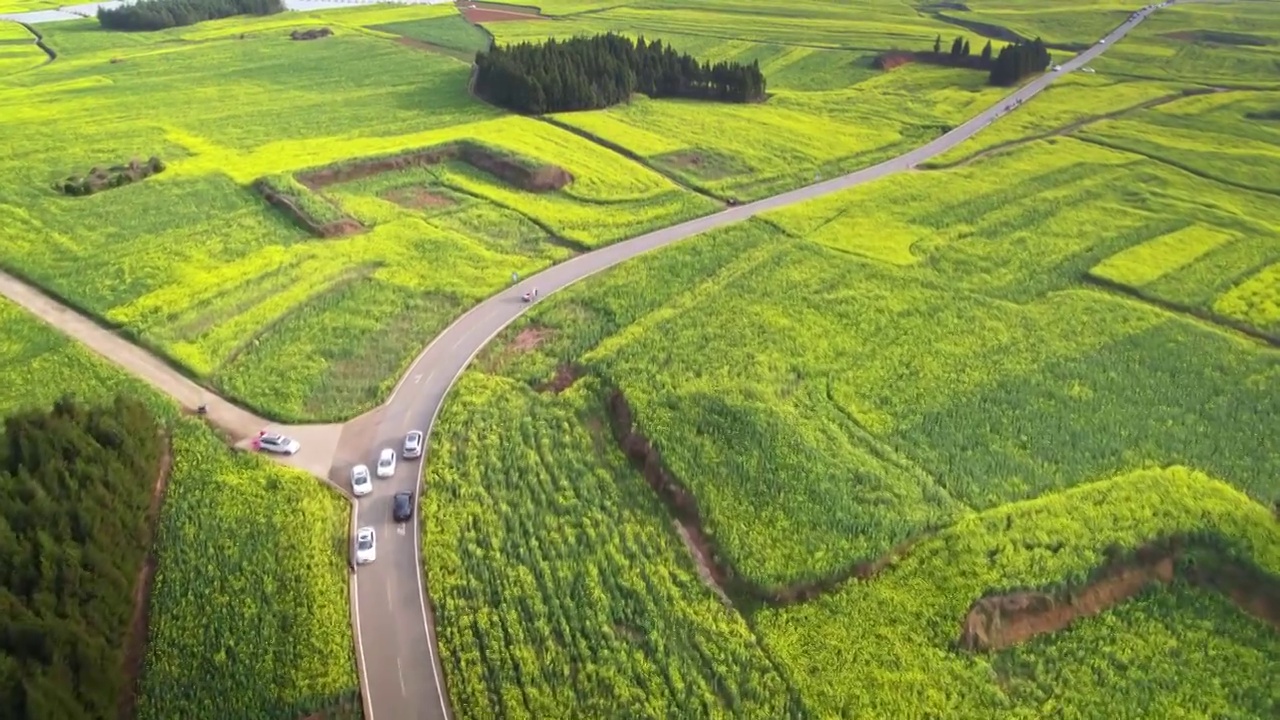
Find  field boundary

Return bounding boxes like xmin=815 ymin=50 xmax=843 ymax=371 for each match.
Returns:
xmin=1074 ymin=134 xmax=1280 ymax=198
xmin=962 ymin=537 xmax=1280 ymax=651
xmin=536 ymin=115 xmax=730 ymax=204
xmin=16 ymin=21 xmax=56 ymax=67
xmin=922 ymin=86 xmax=1229 ymax=169
xmin=1081 ymin=273 xmax=1279 ymax=348
xmin=118 ymin=431 xmax=172 ymax=720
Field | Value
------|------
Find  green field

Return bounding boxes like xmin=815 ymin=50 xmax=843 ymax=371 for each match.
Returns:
xmin=3 ymin=0 xmax=1279 ymax=716
xmin=423 ymin=2 xmax=1280 ymax=711
xmin=0 ymin=295 xmax=360 ymax=717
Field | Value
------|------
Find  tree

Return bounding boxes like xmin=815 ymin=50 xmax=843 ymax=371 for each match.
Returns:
xmin=962 ymin=39 xmax=971 ymax=56
xmin=981 ymin=40 xmax=992 ymax=62
xmin=950 ymin=36 xmax=964 ymax=57
xmin=474 ymin=33 xmax=767 ymax=114
xmin=933 ymin=34 xmax=942 ymax=53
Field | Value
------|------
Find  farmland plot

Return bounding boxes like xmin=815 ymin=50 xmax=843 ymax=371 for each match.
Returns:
xmin=0 ymin=10 xmax=712 ymax=421
xmin=754 ymin=467 xmax=1280 ymax=717
xmin=0 ymin=298 xmax=360 ymax=716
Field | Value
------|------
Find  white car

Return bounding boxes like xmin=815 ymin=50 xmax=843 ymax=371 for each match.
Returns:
xmin=376 ymin=448 xmax=397 ymax=478
xmin=253 ymin=432 xmax=299 ymax=455
xmin=403 ymin=430 xmax=424 ymax=459
xmin=1099 ymin=38 xmax=1106 ymax=43
xmin=350 ymin=464 xmax=372 ymax=497
xmin=356 ymin=527 xmax=376 ymax=565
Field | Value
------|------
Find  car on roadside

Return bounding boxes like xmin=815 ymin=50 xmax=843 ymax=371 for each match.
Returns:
xmin=393 ymin=491 xmax=414 ymax=522
xmin=403 ymin=430 xmax=424 ymax=459
xmin=376 ymin=448 xmax=397 ymax=478
xmin=351 ymin=464 xmax=372 ymax=497
xmin=356 ymin=527 xmax=376 ymax=564
xmin=253 ymin=432 xmax=299 ymax=455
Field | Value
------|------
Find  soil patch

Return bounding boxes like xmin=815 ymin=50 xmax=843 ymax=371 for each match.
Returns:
xmin=538 ymin=363 xmax=582 ymax=393
xmin=295 ymin=142 xmax=572 ymax=193
xmin=653 ymin=149 xmax=749 ymax=181
xmin=510 ymin=326 xmax=552 ymax=351
xmin=118 ymin=434 xmax=173 ymax=720
xmin=381 ymin=186 xmax=456 ymax=210
xmin=457 ymin=0 xmax=548 ymax=23
xmin=960 ymin=541 xmax=1280 ymax=653
xmin=290 ymin=27 xmax=332 ymax=40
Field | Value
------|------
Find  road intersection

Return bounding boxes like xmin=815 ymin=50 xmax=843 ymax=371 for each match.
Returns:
xmin=0 ymin=5 xmax=1173 ymax=718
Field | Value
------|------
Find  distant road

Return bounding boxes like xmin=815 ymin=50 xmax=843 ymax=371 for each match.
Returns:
xmin=0 ymin=4 xmax=1173 ymax=719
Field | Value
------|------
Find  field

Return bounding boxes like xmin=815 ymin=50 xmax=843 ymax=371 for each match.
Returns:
xmin=422 ymin=2 xmax=1280 ymax=714
xmin=0 ymin=295 xmax=360 ymax=717
xmin=1 ymin=0 xmax=1122 ymax=424
xmin=0 ymin=20 xmax=44 ymax=75
xmin=137 ymin=419 xmax=358 ymax=720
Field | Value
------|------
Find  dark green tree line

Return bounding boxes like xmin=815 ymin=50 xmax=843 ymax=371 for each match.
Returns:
xmin=0 ymin=395 xmax=164 ymax=720
xmin=989 ymin=37 xmax=1051 ymax=86
xmin=474 ymin=33 xmax=767 ymax=115
xmin=97 ymin=0 xmax=282 ymax=32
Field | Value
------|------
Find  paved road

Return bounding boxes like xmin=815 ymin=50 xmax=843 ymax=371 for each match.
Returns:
xmin=0 ymin=5 xmax=1170 ymax=720
xmin=352 ymin=6 xmax=1171 ymax=719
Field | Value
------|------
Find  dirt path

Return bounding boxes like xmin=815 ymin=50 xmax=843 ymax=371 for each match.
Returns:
xmin=118 ymin=436 xmax=172 ymax=720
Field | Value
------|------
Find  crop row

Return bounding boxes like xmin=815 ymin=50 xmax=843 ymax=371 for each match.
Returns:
xmin=137 ymin=419 xmax=358 ymax=720
xmin=423 ymin=372 xmax=799 ymax=718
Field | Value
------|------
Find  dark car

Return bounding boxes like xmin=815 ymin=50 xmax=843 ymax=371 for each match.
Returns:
xmin=392 ymin=491 xmax=414 ymax=522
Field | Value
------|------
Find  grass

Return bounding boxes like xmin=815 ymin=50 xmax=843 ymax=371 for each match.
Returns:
xmin=0 ymin=21 xmax=44 ymax=75
xmin=371 ymin=13 xmax=492 ymax=55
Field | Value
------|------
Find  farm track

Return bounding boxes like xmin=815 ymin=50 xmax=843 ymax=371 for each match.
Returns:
xmin=0 ymin=4 xmax=1188 ymax=719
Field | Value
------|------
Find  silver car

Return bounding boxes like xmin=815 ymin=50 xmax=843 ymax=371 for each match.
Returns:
xmin=403 ymin=430 xmax=424 ymax=459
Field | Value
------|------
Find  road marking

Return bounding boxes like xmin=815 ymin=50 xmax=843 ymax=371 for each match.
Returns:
xmin=352 ymin=573 xmax=374 ymax=720
xmin=412 ymin=373 xmax=423 ymax=384
xmin=398 ymin=658 xmax=406 ymax=696
xmin=398 ymin=525 xmax=406 ymax=536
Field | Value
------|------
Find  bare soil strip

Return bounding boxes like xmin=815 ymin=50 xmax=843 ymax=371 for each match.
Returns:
xmin=118 ymin=435 xmax=173 ymax=720
xmin=961 ymin=541 xmax=1280 ymax=652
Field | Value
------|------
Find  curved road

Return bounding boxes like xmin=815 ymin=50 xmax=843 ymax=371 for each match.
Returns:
xmin=352 ymin=6 xmax=1170 ymax=719
xmin=0 ymin=5 xmax=1169 ymax=720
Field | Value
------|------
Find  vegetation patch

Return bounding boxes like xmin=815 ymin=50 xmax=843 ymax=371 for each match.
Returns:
xmin=651 ymin=148 xmax=750 ymax=181
xmin=290 ymin=27 xmax=333 ymax=41
xmin=136 ymin=419 xmax=357 ymax=719
xmin=876 ymin=34 xmax=1050 ymax=85
xmin=475 ymin=33 xmax=767 ymax=115
xmin=457 ymin=1 xmax=548 ymax=24
xmin=295 ymin=141 xmax=572 ymax=193
xmin=253 ymin=175 xmax=364 ymax=238
xmin=372 ymin=12 xmax=491 ymax=54
xmin=97 ymin=0 xmax=284 ymax=32
xmin=0 ymin=394 xmax=165 ymax=720
xmin=380 ymin=185 xmax=456 ymax=211
xmin=54 ymin=156 xmax=165 ymax=196
xmin=1162 ymin=30 xmax=1273 ymax=47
